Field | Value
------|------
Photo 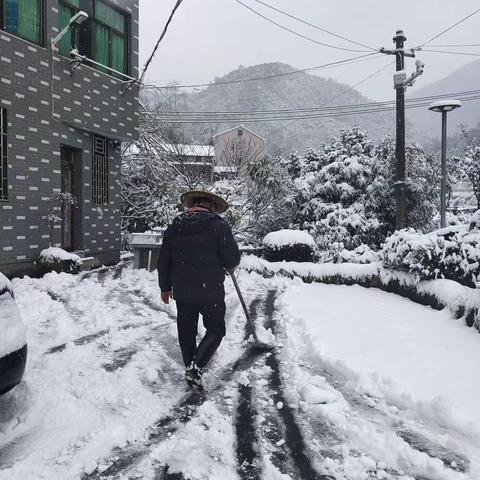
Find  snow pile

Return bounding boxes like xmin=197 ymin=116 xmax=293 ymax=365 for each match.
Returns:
xmin=38 ymin=248 xmax=82 ymax=274
xmin=0 ymin=288 xmax=27 ymax=358
xmin=150 ymin=401 xmax=237 ymax=479
xmin=39 ymin=247 xmax=81 ymax=263
xmin=263 ymin=229 xmax=315 ymax=248
xmin=382 ymin=220 xmax=480 ymax=287
xmin=0 ymin=271 xmax=12 ymax=294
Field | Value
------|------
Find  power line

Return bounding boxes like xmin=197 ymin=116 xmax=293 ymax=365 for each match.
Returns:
xmin=142 ymin=52 xmax=380 ymax=91
xmin=429 ymin=43 xmax=480 ymax=48
xmin=269 ymin=59 xmax=395 ymax=135
xmin=140 ymin=0 xmax=185 ymax=82
xmin=148 ymin=93 xmax=480 ymax=123
xmin=247 ymin=0 xmax=376 ymax=51
xmin=152 ymin=88 xmax=480 ymax=116
xmin=145 ymin=96 xmax=480 ymax=124
xmin=419 ymin=7 xmax=480 ymax=48
xmin=232 ymin=0 xmax=373 ymax=53
xmin=421 ymin=49 xmax=480 ymax=57
xmin=146 ymin=95 xmax=480 ymax=124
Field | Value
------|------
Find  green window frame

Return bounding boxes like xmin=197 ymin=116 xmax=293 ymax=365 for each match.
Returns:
xmin=57 ymin=0 xmax=80 ymax=55
xmin=92 ymin=0 xmax=128 ymax=75
xmin=1 ymin=0 xmax=44 ymax=46
xmin=92 ymin=134 xmax=109 ymax=205
xmin=0 ymin=108 xmax=8 ymax=201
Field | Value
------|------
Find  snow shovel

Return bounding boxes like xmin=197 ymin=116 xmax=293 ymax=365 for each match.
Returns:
xmin=230 ymin=271 xmax=275 ymax=351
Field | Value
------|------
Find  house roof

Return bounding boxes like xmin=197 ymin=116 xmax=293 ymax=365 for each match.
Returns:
xmin=212 ymin=125 xmax=265 ymax=141
xmin=124 ymin=142 xmax=214 ymax=158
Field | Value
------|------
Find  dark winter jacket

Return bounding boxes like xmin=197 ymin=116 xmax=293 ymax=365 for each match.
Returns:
xmin=157 ymin=211 xmax=241 ymax=303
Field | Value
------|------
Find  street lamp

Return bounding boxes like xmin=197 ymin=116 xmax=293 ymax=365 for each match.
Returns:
xmin=428 ymin=99 xmax=462 ymax=228
xmin=51 ymin=11 xmax=89 ymax=50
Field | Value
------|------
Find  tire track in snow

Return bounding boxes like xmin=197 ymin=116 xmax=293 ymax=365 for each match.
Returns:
xmin=82 ymin=347 xmax=265 ymax=480
xmin=261 ymin=290 xmax=335 ymax=480
xmin=234 ymin=299 xmax=264 ymax=480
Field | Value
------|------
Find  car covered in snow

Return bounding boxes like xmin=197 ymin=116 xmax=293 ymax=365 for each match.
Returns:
xmin=0 ymin=272 xmax=27 ymax=395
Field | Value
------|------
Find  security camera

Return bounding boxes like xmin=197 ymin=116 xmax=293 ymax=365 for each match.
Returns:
xmin=68 ymin=11 xmax=89 ymax=27
xmin=415 ymin=59 xmax=425 ymax=73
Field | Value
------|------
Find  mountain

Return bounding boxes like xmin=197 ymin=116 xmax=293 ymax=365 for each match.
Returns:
xmin=171 ymin=62 xmax=396 ymax=155
xmin=407 ymin=59 xmax=480 ymax=139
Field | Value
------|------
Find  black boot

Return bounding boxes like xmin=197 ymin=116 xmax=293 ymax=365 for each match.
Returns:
xmin=185 ymin=362 xmax=204 ymax=390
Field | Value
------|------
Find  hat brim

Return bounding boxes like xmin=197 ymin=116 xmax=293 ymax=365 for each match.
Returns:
xmin=180 ymin=191 xmax=229 ymax=214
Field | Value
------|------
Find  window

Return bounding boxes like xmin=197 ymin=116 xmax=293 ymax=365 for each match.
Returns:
xmin=58 ymin=0 xmax=80 ymax=56
xmin=57 ymin=0 xmax=129 ymax=76
xmin=0 ymin=108 xmax=7 ymax=201
xmin=92 ymin=0 xmax=128 ymax=75
xmin=0 ymin=0 xmax=43 ymax=45
xmin=92 ymin=134 xmax=108 ymax=205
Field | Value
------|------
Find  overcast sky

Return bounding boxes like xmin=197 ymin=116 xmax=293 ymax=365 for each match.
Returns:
xmin=139 ymin=0 xmax=479 ymax=102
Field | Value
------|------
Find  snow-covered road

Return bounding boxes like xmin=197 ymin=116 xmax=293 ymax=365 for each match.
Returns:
xmin=0 ymin=262 xmax=478 ymax=480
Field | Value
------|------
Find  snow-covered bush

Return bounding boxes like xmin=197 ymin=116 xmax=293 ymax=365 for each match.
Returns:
xmin=382 ymin=212 xmax=480 ymax=287
xmin=337 ymin=244 xmax=379 ymax=264
xmin=38 ymin=248 xmax=82 ymax=275
xmin=263 ymin=229 xmax=315 ymax=262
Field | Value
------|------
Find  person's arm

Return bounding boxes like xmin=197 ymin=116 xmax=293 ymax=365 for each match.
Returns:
xmin=157 ymin=227 xmax=173 ymax=304
xmin=216 ymin=220 xmax=241 ymax=272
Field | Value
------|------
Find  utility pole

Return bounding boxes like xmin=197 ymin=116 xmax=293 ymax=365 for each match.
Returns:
xmin=380 ymin=30 xmax=423 ymax=230
xmin=393 ymin=30 xmax=407 ymax=230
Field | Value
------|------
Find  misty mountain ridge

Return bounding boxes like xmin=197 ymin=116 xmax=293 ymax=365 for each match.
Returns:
xmin=170 ymin=62 xmax=396 ymax=155
xmin=407 ymin=58 xmax=480 ymax=139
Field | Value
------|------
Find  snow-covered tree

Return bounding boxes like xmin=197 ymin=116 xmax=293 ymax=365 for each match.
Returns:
xmin=215 ymin=154 xmax=295 ymax=238
xmin=456 ymin=127 xmax=480 ymax=209
xmin=367 ymin=137 xmax=441 ymax=234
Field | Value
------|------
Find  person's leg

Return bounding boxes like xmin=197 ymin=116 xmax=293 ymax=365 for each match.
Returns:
xmin=176 ymin=302 xmax=200 ymax=367
xmin=195 ymin=299 xmax=226 ymax=370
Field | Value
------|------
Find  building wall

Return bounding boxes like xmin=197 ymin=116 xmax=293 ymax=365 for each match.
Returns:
xmin=213 ymin=126 xmax=265 ymax=169
xmin=0 ymin=0 xmax=139 ymax=277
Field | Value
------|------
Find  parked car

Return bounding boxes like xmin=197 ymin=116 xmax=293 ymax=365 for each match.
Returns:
xmin=0 ymin=272 xmax=27 ymax=395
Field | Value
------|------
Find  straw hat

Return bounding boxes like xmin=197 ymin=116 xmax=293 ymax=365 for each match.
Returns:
xmin=180 ymin=190 xmax=229 ymax=214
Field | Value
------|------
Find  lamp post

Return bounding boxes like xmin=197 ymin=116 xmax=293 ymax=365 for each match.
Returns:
xmin=51 ymin=11 xmax=89 ymax=49
xmin=428 ymin=99 xmax=462 ymax=228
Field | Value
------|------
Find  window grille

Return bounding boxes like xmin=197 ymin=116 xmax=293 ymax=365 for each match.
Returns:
xmin=92 ymin=134 xmax=108 ymax=205
xmin=0 ymin=108 xmax=7 ymax=201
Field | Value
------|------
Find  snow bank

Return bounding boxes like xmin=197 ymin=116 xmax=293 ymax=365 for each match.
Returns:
xmin=279 ymin=283 xmax=480 ymax=438
xmin=263 ymin=229 xmax=315 ymax=247
xmin=242 ymin=255 xmax=380 ymax=282
xmin=0 ymin=288 xmax=27 ymax=358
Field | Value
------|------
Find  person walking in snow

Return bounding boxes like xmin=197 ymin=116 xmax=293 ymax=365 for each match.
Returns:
xmin=157 ymin=191 xmax=241 ymax=390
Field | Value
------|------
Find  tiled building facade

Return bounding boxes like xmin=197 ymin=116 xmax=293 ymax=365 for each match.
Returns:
xmin=0 ymin=0 xmax=140 ymax=277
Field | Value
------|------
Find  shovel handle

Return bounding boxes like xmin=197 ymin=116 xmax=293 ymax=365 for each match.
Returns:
xmin=230 ymin=271 xmax=260 ymax=343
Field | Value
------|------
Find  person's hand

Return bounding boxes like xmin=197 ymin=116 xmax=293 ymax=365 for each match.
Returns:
xmin=226 ymin=267 xmax=235 ymax=275
xmin=161 ymin=291 xmax=172 ymax=304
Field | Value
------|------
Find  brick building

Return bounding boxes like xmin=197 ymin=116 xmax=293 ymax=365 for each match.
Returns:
xmin=0 ymin=0 xmax=140 ymax=277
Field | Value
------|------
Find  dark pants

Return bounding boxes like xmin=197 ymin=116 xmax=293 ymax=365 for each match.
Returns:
xmin=176 ymin=300 xmax=226 ymax=369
